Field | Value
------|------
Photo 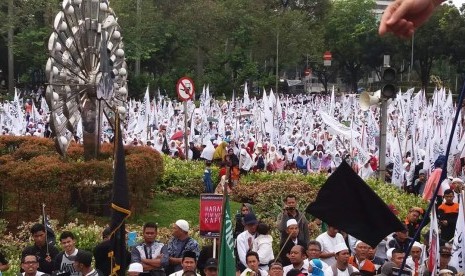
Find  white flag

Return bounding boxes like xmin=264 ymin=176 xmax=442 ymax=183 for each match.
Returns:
xmin=428 ymin=207 xmax=440 ymax=275
xmin=451 ymin=192 xmax=465 ymax=271
xmin=390 ymin=137 xmax=403 ymax=188
xmin=134 ymin=87 xmax=150 ymax=137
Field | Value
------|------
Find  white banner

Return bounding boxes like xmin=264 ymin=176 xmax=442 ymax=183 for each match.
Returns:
xmin=451 ymin=192 xmax=465 ymax=271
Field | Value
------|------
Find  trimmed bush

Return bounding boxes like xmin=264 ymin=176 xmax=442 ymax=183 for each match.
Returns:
xmin=158 ymin=155 xmax=219 ymax=196
xmin=0 ymin=137 xmax=163 ymax=224
xmin=235 ymin=171 xmax=427 ymax=221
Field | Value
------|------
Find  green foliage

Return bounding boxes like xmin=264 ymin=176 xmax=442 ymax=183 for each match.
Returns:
xmin=133 ymin=193 xmax=242 ymax=228
xmin=235 ymin=172 xmax=426 ymax=221
xmin=324 ymin=0 xmax=378 ymax=92
xmin=158 ymin=155 xmax=219 ymax=196
xmin=59 ymin=220 xmax=106 ymax=252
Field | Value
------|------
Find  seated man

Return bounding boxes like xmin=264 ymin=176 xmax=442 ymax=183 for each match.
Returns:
xmin=405 ymin=242 xmax=425 ymax=276
xmin=366 ymin=245 xmax=384 ymax=272
xmin=283 ymin=245 xmax=308 ymax=275
xmin=240 ymin=251 xmax=268 ymax=276
xmin=323 ymin=243 xmax=359 ymax=276
xmin=387 ymin=226 xmax=412 ymax=253
xmin=379 ymin=248 xmax=412 ymax=275
xmin=21 ymin=254 xmax=50 ymax=276
xmin=304 ymin=240 xmax=328 ymax=273
xmin=72 ymin=250 xmax=102 ymax=276
xmin=268 ymin=262 xmax=284 ymax=276
xmin=424 ymin=247 xmax=458 ymax=276
xmin=0 ymin=250 xmax=9 ymax=273
xmin=169 ymin=251 xmax=200 ymax=276
xmin=202 ymin=258 xmax=217 ymax=276
xmin=348 ymin=241 xmax=376 ymax=275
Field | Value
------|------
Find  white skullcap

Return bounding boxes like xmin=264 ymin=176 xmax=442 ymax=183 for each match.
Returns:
xmin=412 ymin=241 xmax=423 ymax=249
xmin=128 ymin=263 xmax=143 ymax=272
xmin=175 ymin=219 xmax=189 ymax=232
xmin=438 ymin=269 xmax=454 ymax=275
xmin=334 ymin=243 xmax=348 ymax=254
xmin=286 ymin=219 xmax=298 ymax=228
xmin=355 ymin=240 xmax=366 ymax=247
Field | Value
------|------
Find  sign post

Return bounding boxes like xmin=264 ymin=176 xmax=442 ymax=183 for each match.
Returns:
xmin=199 ymin=194 xmax=223 ymax=239
xmin=176 ymin=77 xmax=195 ymax=159
xmin=323 ymin=51 xmax=332 ymax=66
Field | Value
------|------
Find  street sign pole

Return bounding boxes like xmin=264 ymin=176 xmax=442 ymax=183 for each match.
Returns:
xmin=176 ymin=76 xmax=195 ymax=161
xmin=184 ymin=101 xmax=188 ymax=159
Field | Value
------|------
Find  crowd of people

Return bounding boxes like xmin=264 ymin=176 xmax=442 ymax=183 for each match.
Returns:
xmin=0 ymin=192 xmax=463 ymax=276
xmin=0 ymin=0 xmax=463 ymax=274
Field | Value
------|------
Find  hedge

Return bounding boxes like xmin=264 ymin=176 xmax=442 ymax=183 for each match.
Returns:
xmin=0 ymin=136 xmax=164 ymax=224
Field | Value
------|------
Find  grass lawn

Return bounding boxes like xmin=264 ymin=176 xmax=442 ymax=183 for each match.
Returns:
xmin=130 ymin=193 xmax=242 ymax=228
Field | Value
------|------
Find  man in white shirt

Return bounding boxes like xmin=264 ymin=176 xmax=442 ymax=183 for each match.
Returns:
xmin=240 ymin=251 xmax=268 ymax=276
xmin=283 ymin=245 xmax=308 ymax=275
xmin=21 ymin=255 xmax=48 ymax=276
xmin=323 ymin=243 xmax=359 ymax=276
xmin=304 ymin=240 xmax=329 ymax=273
xmin=316 ymin=226 xmax=345 ymax=266
xmin=236 ymin=213 xmax=258 ymax=271
xmin=169 ymin=251 xmax=200 ymax=276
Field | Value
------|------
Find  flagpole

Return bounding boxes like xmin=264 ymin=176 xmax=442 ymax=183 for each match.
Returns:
xmin=42 ymin=203 xmax=50 ymax=256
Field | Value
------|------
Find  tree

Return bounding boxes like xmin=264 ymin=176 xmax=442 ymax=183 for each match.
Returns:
xmin=0 ymin=0 xmax=57 ymax=94
xmin=413 ymin=5 xmax=450 ymax=89
xmin=324 ymin=0 xmax=378 ymax=93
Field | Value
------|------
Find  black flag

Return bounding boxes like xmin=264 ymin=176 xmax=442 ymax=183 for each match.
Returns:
xmin=109 ymin=117 xmax=131 ymax=276
xmin=162 ymin=135 xmax=170 ymax=155
xmin=42 ymin=211 xmax=56 ymax=247
xmin=306 ymin=160 xmax=405 ymax=248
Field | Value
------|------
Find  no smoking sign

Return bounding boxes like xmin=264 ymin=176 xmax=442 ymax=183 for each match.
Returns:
xmin=176 ymin=77 xmax=195 ymax=101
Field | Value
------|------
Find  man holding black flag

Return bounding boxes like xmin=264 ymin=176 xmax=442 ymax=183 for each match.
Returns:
xmin=21 ymin=224 xmax=59 ymax=275
xmin=276 ymin=195 xmax=309 ymax=247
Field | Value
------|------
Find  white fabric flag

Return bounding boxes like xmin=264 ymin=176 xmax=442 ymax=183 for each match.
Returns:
xmin=329 ymin=86 xmax=335 ymax=116
xmin=428 ymin=207 xmax=440 ymax=275
xmin=450 ymin=192 xmax=465 ymax=271
xmin=133 ymin=87 xmax=150 ymax=137
xmin=320 ymin=111 xmax=360 ymax=139
xmin=243 ymin=82 xmax=250 ymax=107
xmin=390 ymin=137 xmax=403 ymax=187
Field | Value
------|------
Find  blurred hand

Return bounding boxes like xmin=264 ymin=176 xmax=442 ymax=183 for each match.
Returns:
xmin=379 ymin=0 xmax=443 ymax=38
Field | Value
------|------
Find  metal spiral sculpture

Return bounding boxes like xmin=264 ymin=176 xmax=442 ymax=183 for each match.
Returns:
xmin=45 ymin=0 xmax=128 ymax=159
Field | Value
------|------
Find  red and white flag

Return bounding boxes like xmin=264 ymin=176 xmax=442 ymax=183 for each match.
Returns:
xmin=428 ymin=207 xmax=440 ymax=274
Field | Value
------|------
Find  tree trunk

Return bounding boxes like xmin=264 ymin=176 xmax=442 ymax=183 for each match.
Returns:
xmin=135 ymin=0 xmax=141 ymax=76
xmin=196 ymin=44 xmax=204 ymax=80
xmin=8 ymin=0 xmax=14 ymax=97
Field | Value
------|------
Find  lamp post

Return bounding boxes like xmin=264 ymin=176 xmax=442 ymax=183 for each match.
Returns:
xmin=275 ymin=0 xmax=289 ymax=95
xmin=276 ymin=31 xmax=279 ymax=94
xmin=408 ymin=33 xmax=414 ymax=82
